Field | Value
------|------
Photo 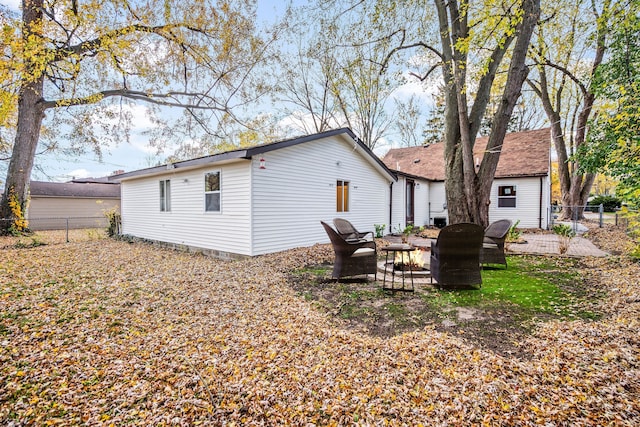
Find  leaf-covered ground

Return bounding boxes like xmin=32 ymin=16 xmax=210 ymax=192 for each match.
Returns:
xmin=1 ymin=228 xmax=639 ymax=425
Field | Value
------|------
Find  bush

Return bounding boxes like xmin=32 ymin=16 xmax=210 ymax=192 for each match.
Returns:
xmin=552 ymin=224 xmax=576 ymax=254
xmin=506 ymin=220 xmax=522 ymax=242
xmin=588 ymin=195 xmax=622 ymax=212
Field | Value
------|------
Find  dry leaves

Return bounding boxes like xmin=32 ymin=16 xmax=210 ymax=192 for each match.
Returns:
xmin=1 ymin=231 xmax=639 ymax=425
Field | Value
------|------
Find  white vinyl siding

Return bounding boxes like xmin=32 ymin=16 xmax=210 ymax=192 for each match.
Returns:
xmin=401 ymin=178 xmax=548 ymax=230
xmin=390 ymin=176 xmax=433 ymax=232
xmin=251 ymin=134 xmax=392 ymax=255
xmin=121 ymin=161 xmax=252 ymax=255
xmin=489 ymin=177 xmax=548 ymax=229
xmin=427 ymin=182 xmax=447 ymax=227
xmin=119 ymin=132 xmax=395 ymax=257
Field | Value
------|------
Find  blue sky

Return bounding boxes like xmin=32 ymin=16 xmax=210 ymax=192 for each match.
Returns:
xmin=4 ymin=0 xmax=432 ymax=182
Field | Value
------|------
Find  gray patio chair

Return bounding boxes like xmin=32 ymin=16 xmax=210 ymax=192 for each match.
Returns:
xmin=321 ymin=221 xmax=377 ymax=280
xmin=430 ymin=223 xmax=484 ymax=289
xmin=480 ymin=219 xmax=512 ymax=269
xmin=333 ymin=218 xmax=374 ymax=241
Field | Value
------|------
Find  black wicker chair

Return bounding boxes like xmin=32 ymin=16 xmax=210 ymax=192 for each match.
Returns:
xmin=480 ymin=219 xmax=512 ymax=269
xmin=333 ymin=218 xmax=374 ymax=242
xmin=321 ymin=221 xmax=377 ymax=280
xmin=430 ymin=223 xmax=484 ymax=289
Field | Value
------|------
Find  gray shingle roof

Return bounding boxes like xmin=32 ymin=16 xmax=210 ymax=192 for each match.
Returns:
xmin=30 ymin=181 xmax=120 ymax=198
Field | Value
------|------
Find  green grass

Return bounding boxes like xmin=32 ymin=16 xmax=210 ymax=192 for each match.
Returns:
xmin=426 ymin=257 xmax=596 ymax=319
xmin=291 ymin=266 xmax=332 ymax=276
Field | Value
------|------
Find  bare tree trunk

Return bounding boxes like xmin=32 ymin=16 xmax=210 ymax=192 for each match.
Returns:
xmin=0 ymin=0 xmax=46 ymax=233
xmin=0 ymin=78 xmax=46 ymax=231
xmin=441 ymin=0 xmax=540 ymax=228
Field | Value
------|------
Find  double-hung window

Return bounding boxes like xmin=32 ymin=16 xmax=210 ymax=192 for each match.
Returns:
xmin=205 ymin=171 xmax=221 ymax=212
xmin=160 ymin=179 xmax=171 ymax=212
xmin=498 ymin=185 xmax=517 ymax=208
xmin=336 ymin=180 xmax=349 ymax=212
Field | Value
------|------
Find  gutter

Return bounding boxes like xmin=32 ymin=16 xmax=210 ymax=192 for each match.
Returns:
xmin=539 ymin=176 xmax=543 ymax=229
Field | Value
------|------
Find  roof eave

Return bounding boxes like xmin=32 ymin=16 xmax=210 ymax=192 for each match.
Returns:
xmin=110 ymin=127 xmax=398 ymax=183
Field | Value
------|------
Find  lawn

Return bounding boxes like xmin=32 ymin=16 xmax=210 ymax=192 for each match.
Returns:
xmin=1 ymin=231 xmax=639 ymax=425
xmin=289 ymin=256 xmax=603 ymax=358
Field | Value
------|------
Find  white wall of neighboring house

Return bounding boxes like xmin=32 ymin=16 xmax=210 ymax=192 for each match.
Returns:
xmin=28 ymin=197 xmax=119 ymax=230
xmin=121 ymin=160 xmax=253 ymax=256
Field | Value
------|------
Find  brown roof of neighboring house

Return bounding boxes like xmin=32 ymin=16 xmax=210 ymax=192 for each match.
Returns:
xmin=382 ymin=128 xmax=551 ymax=181
xmin=30 ymin=181 xmax=121 ymax=199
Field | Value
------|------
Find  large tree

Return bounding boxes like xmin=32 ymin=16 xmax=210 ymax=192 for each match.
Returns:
xmin=0 ymin=0 xmax=269 ymax=233
xmin=374 ymin=0 xmax=540 ymax=226
xmin=437 ymin=0 xmax=540 ymax=226
xmin=527 ymin=0 xmax=627 ymax=220
xmin=577 ymin=0 xmax=640 ymax=202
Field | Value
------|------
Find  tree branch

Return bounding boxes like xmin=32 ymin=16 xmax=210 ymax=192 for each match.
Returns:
xmin=41 ymin=89 xmax=229 ymax=110
xmin=48 ymin=23 xmax=197 ymax=63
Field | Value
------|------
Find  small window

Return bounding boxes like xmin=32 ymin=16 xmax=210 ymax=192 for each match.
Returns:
xmin=498 ymin=185 xmax=517 ymax=208
xmin=205 ymin=171 xmax=221 ymax=212
xmin=160 ymin=179 xmax=171 ymax=212
xmin=337 ymin=180 xmax=349 ymax=212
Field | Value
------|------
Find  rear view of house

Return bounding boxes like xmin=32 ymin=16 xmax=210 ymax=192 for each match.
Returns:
xmin=112 ymin=128 xmax=396 ymax=258
xmin=383 ymin=128 xmax=551 ymax=230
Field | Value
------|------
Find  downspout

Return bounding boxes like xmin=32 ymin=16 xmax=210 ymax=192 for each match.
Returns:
xmin=389 ymin=181 xmax=393 ymax=233
xmin=539 ymin=176 xmax=543 ymax=229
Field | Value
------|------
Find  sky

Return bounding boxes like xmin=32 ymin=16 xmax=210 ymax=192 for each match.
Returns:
xmin=2 ymin=0 xmax=433 ymax=182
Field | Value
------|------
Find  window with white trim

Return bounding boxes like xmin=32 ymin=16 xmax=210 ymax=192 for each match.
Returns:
xmin=336 ymin=180 xmax=349 ymax=212
xmin=498 ymin=185 xmax=517 ymax=208
xmin=159 ymin=179 xmax=171 ymax=212
xmin=205 ymin=171 xmax=221 ymax=212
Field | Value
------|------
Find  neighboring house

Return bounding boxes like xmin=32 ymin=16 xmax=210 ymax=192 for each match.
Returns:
xmin=383 ymin=128 xmax=551 ymax=230
xmin=112 ymin=128 xmax=397 ymax=258
xmin=28 ymin=179 xmax=121 ymax=230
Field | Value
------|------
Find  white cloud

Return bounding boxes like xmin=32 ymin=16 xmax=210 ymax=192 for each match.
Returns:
xmin=67 ymin=168 xmax=93 ymax=179
xmin=391 ymin=71 xmax=438 ymax=106
xmin=3 ymin=0 xmax=21 ymax=11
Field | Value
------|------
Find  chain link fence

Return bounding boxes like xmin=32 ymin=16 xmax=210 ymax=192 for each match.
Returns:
xmin=1 ymin=216 xmax=110 ymax=244
xmin=550 ymin=204 xmax=608 ymax=232
xmin=550 ymin=204 xmax=639 ymax=235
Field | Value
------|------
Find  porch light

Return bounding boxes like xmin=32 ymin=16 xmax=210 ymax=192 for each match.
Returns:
xmin=259 ymin=157 xmax=266 ymax=169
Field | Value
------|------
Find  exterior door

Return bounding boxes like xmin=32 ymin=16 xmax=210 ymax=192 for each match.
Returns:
xmin=406 ymin=180 xmax=415 ymax=225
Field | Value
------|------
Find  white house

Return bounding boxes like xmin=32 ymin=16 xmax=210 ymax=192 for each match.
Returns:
xmin=383 ymin=128 xmax=552 ymax=231
xmin=111 ymin=128 xmax=397 ymax=258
